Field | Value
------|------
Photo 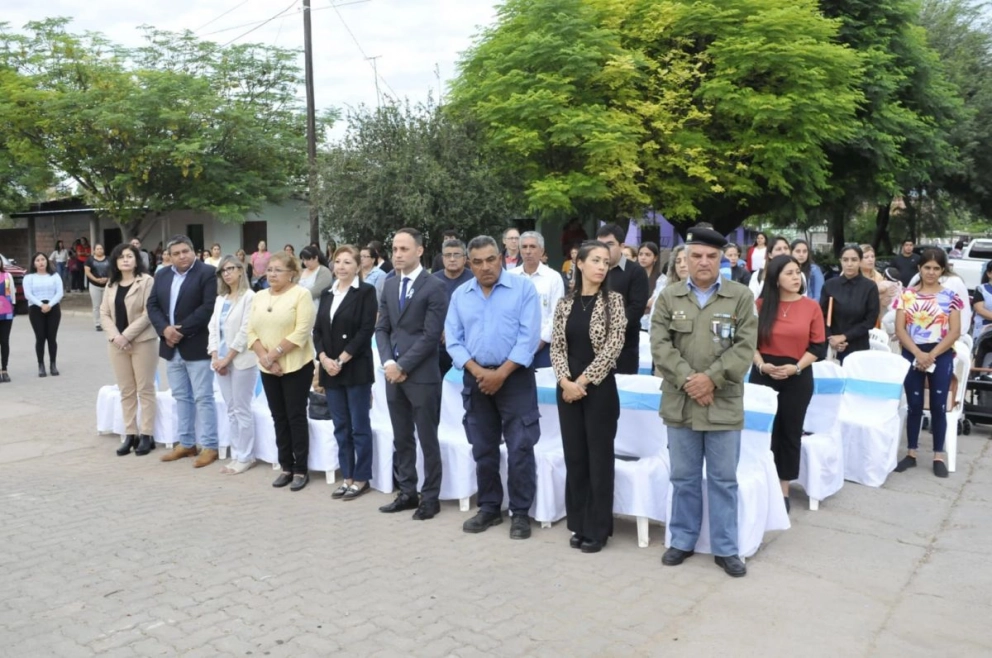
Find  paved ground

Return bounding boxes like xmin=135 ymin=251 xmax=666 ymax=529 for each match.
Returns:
xmin=2 ymin=298 xmax=991 ymax=657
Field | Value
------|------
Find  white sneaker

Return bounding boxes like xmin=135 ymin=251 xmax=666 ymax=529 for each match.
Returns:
xmin=219 ymin=459 xmax=237 ymax=474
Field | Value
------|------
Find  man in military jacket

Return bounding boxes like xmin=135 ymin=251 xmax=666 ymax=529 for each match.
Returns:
xmin=651 ymin=227 xmax=757 ymax=578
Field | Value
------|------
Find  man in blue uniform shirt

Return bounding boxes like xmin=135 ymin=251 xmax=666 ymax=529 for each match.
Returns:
xmin=445 ymin=235 xmax=542 ymax=539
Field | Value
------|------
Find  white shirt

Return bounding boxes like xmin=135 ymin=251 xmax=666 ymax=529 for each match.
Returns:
xmin=749 ymin=246 xmax=766 ymax=272
xmin=329 ymin=277 xmax=360 ymax=323
xmin=509 ymin=262 xmax=565 ymax=344
xmin=396 ymin=265 xmax=423 ymax=301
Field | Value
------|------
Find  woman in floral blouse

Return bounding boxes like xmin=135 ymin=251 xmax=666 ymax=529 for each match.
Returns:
xmin=894 ymin=248 xmax=963 ymax=479
xmin=550 ymin=240 xmax=627 ymax=554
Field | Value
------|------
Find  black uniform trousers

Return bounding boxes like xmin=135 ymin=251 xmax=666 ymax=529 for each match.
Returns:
xmin=556 ymin=373 xmax=620 ymax=542
xmin=749 ymin=354 xmax=814 ymax=481
xmin=261 ymin=361 xmax=315 ymax=475
xmin=386 ymin=379 xmax=442 ymax=503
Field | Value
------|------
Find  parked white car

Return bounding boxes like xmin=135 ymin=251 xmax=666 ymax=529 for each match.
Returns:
xmin=949 ymin=240 xmax=992 ymax=291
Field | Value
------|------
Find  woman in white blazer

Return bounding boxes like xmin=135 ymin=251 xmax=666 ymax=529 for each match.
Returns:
xmin=208 ymin=255 xmax=259 ymax=474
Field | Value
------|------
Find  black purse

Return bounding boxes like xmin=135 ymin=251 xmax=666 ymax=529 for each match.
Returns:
xmin=308 ymin=390 xmax=331 ymax=420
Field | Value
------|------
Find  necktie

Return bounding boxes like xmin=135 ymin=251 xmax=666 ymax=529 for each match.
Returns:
xmin=399 ymin=276 xmax=409 ymax=312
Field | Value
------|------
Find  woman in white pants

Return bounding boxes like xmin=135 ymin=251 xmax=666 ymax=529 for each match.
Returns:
xmin=208 ymin=255 xmax=258 ymax=474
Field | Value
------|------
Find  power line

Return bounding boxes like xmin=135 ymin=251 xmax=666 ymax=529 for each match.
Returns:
xmin=200 ymin=0 xmax=368 ymax=38
xmin=194 ymin=0 xmax=255 ymax=33
xmin=220 ymin=0 xmax=299 ymax=47
xmin=331 ymin=2 xmax=399 ymax=99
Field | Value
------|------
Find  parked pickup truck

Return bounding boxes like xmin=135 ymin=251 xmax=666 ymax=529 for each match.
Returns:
xmin=949 ymin=240 xmax=992 ymax=291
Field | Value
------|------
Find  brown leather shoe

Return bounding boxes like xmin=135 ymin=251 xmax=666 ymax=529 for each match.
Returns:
xmin=160 ymin=445 xmax=197 ymax=462
xmin=193 ymin=448 xmax=219 ymax=469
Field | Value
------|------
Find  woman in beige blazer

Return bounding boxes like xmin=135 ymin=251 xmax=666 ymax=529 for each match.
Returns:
xmin=208 ymin=255 xmax=259 ymax=474
xmin=100 ymin=244 xmax=158 ymax=456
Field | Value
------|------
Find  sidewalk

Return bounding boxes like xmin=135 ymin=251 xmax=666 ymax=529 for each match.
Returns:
xmin=0 ymin=313 xmax=990 ymax=656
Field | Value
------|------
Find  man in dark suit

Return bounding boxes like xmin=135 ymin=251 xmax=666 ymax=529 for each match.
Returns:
xmin=375 ymin=227 xmax=449 ymax=520
xmin=146 ymin=235 xmax=220 ymax=468
xmin=596 ymin=223 xmax=649 ymax=374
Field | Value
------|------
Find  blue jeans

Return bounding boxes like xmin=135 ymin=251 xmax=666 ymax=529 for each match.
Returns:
xmin=326 ymin=383 xmax=373 ymax=481
xmin=667 ymin=427 xmax=741 ymax=557
xmin=903 ymin=344 xmax=954 ymax=453
xmin=167 ymin=354 xmax=218 ymax=449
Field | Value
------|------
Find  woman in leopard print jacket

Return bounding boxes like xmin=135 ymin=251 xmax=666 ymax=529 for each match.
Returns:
xmin=550 ymin=240 xmax=627 ymax=554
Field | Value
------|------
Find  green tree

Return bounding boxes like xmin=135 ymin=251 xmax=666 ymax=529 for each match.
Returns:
xmin=0 ymin=18 xmax=334 ymax=238
xmin=448 ymin=0 xmax=863 ymax=236
xmin=316 ymin=97 xmax=526 ymax=259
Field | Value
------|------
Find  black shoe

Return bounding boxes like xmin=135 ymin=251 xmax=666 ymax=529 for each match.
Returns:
xmin=569 ymin=535 xmax=585 ymax=549
xmin=95 ymin=326 xmax=103 ymax=332
xmin=272 ymin=472 xmax=293 ymax=488
xmin=378 ymin=493 xmax=419 ymax=513
xmin=50 ymin=363 xmax=59 ymax=376
xmin=462 ymin=510 xmax=503 ymax=534
xmin=342 ymin=481 xmax=370 ymax=500
xmin=412 ymin=501 xmax=440 ymax=520
xmin=715 ymin=555 xmax=747 ymax=578
xmin=934 ymin=460 xmax=949 ymax=478
xmin=38 ymin=364 xmax=47 ymax=378
xmin=580 ymin=538 xmax=606 ymax=553
xmin=134 ymin=434 xmax=155 ymax=456
xmin=116 ymin=435 xmax=138 ymax=456
xmin=895 ymin=455 xmax=917 ymax=472
xmin=784 ymin=496 xmax=791 ymax=514
xmin=510 ymin=515 xmax=531 ymax=540
xmin=0 ymin=371 xmax=9 ymax=383
xmin=290 ymin=473 xmax=309 ymax=491
xmin=662 ymin=547 xmax=695 ymax=566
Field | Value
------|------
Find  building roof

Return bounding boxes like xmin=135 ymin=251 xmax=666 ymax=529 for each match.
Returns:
xmin=9 ymin=198 xmax=95 ymax=218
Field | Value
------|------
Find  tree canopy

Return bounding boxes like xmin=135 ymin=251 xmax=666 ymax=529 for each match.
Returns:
xmin=448 ymin=0 xmax=864 ymax=236
xmin=316 ymin=98 xmax=526 ymax=257
xmin=0 ymin=18 xmax=334 ymax=238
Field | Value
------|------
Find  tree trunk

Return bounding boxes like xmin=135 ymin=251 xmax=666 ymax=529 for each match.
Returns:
xmin=873 ymin=202 xmax=891 ymax=254
xmin=831 ymin=207 xmax=846 ymax=256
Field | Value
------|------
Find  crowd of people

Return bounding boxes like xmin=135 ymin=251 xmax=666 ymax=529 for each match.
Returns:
xmin=2 ymin=222 xmax=980 ymax=579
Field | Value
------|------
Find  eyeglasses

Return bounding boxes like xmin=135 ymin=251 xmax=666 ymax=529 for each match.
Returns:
xmin=443 ymin=253 xmax=465 ymax=259
xmin=266 ymin=268 xmax=289 ymax=275
xmin=220 ymin=266 xmax=240 ymax=274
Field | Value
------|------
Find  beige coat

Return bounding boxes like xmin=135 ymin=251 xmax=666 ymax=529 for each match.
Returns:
xmin=99 ymin=274 xmax=157 ymax=343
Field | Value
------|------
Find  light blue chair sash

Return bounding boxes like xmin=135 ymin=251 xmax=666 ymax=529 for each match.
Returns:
xmin=813 ymin=377 xmax=845 ymax=395
xmin=844 ymin=378 xmax=902 ymax=400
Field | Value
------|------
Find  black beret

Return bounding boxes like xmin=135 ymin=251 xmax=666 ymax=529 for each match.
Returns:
xmin=684 ymin=227 xmax=727 ymax=249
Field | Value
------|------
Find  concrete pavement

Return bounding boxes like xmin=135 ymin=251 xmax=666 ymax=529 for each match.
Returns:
xmin=1 ymin=309 xmax=990 ymax=657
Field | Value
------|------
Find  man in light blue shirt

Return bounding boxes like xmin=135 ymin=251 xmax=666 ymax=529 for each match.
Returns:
xmin=445 ymin=235 xmax=542 ymax=540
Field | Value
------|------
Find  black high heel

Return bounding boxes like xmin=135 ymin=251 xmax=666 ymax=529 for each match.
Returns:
xmin=50 ymin=363 xmax=59 ymax=376
xmin=116 ymin=435 xmax=138 ymax=456
xmin=38 ymin=364 xmax=47 ymax=378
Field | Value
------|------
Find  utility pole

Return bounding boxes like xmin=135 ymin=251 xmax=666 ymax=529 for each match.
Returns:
xmin=303 ymin=0 xmax=319 ymax=246
xmin=368 ymin=55 xmax=382 ymax=107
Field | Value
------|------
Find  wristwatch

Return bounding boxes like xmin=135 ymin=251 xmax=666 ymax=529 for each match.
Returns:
xmin=794 ymin=365 xmax=803 ymax=376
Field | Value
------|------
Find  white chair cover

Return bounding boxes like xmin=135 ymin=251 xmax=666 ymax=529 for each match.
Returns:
xmin=664 ymin=383 xmax=790 ymax=557
xmin=838 ymin=351 xmax=910 ymax=487
xmin=638 ymin=332 xmax=653 ymax=375
xmin=941 ymin=341 xmax=971 ymax=473
xmin=797 ymin=361 xmax=845 ymax=508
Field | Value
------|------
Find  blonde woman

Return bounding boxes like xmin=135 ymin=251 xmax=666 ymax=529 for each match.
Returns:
xmin=247 ymin=252 xmax=317 ymax=491
xmin=208 ymin=255 xmax=258 ymax=474
xmin=99 ymin=244 xmax=158 ymax=456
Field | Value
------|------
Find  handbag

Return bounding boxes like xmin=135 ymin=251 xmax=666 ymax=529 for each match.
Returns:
xmin=308 ymin=390 xmax=331 ymax=420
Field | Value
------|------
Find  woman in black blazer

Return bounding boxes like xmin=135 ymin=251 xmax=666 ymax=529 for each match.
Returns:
xmin=314 ymin=245 xmax=379 ymax=500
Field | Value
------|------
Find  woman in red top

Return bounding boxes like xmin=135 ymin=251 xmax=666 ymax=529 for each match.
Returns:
xmin=750 ymin=255 xmax=827 ymax=513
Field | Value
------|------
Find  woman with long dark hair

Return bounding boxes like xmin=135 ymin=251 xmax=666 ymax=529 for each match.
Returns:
xmin=100 ymin=244 xmax=158 ymax=456
xmin=0 ymin=258 xmax=14 ymax=382
xmin=550 ymin=240 xmax=627 ymax=553
xmin=894 ymin=248 xmax=963 ymax=478
xmin=820 ymin=245 xmax=880 ymax=363
xmin=746 ymin=232 xmax=768 ymax=273
xmin=750 ymin=255 xmax=826 ymax=512
xmin=22 ymin=252 xmax=63 ymax=377
xmin=791 ymin=238 xmax=824 ymax=302
xmin=50 ymin=240 xmax=70 ymax=288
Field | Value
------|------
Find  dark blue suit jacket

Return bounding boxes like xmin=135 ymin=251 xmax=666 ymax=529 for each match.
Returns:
xmin=146 ymin=260 xmax=218 ymax=361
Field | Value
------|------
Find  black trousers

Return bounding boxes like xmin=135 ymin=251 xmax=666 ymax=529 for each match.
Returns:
xmin=0 ymin=319 xmax=11 ymax=369
xmin=615 ymin=342 xmax=639 ymax=375
xmin=557 ymin=374 xmax=620 ymax=542
xmin=386 ymin=380 xmax=442 ymax=503
xmin=749 ymin=354 xmax=814 ymax=481
xmin=261 ymin=362 xmax=314 ymax=475
xmin=28 ymin=305 xmax=60 ymax=364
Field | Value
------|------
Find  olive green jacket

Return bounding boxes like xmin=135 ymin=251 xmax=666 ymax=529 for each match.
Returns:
xmin=650 ymin=278 xmax=758 ymax=430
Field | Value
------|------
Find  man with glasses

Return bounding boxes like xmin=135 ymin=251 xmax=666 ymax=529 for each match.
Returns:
xmin=146 ymin=235 xmax=220 ymax=468
xmin=501 ymin=227 xmax=521 ymax=270
xmin=431 ymin=229 xmax=459 ymax=273
xmin=596 ymin=223 xmax=650 ymax=374
xmin=509 ymin=231 xmax=565 ymax=369
xmin=433 ymin=238 xmax=473 ymax=376
xmin=445 ymin=235 xmax=542 ymax=540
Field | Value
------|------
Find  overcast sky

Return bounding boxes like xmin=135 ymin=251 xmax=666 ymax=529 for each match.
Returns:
xmin=4 ymin=0 xmax=499 ymax=140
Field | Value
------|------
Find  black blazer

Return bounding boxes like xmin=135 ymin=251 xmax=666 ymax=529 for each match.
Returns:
xmin=374 ymin=270 xmax=448 ymax=384
xmin=313 ymin=281 xmax=377 ymax=388
xmin=146 ymin=260 xmax=218 ymax=361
